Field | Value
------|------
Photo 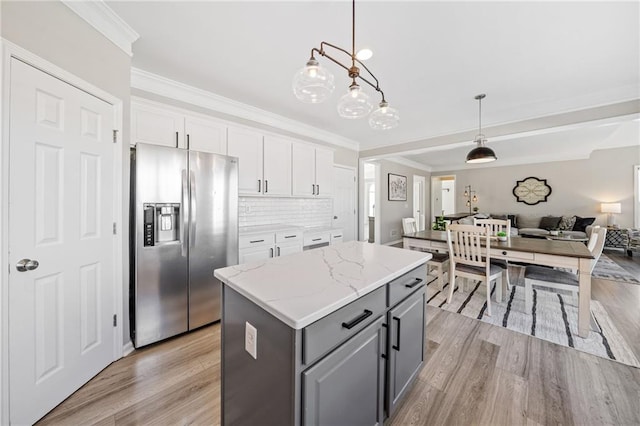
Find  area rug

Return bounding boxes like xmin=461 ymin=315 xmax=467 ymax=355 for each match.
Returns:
xmin=425 ymin=267 xmax=640 ymax=368
xmin=593 ymin=254 xmax=640 ymax=284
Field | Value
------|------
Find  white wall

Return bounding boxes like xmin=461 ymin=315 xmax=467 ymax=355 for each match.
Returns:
xmin=433 ymin=145 xmax=640 ymax=228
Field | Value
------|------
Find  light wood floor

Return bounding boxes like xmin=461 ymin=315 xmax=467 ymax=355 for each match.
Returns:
xmin=38 ymin=251 xmax=640 ymax=426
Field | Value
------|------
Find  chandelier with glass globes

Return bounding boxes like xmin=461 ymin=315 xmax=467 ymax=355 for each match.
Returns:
xmin=292 ymin=0 xmax=399 ymax=130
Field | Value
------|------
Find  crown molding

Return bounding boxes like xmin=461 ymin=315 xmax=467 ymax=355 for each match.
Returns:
xmin=61 ymin=0 xmax=139 ymax=57
xmin=131 ymin=68 xmax=360 ymax=151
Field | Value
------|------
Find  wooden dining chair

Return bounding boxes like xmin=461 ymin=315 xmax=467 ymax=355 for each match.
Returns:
xmin=524 ymin=227 xmax=607 ymax=313
xmin=446 ymin=223 xmax=503 ymax=316
xmin=403 ymin=217 xmax=450 ymax=290
xmin=474 ymin=218 xmax=512 ymax=289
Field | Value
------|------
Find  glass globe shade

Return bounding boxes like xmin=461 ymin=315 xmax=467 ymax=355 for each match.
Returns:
xmin=369 ymin=101 xmax=399 ymax=130
xmin=337 ymin=84 xmax=373 ymax=119
xmin=292 ymin=59 xmax=334 ymax=104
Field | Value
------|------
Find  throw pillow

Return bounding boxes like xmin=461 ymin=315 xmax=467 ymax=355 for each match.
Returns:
xmin=539 ymin=216 xmax=562 ymax=230
xmin=516 ymin=215 xmax=540 ymax=229
xmin=573 ymin=216 xmax=595 ymax=232
xmin=557 ymin=215 xmax=576 ymax=231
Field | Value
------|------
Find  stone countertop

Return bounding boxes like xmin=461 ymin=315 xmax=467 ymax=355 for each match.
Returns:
xmin=214 ymin=241 xmax=430 ymax=329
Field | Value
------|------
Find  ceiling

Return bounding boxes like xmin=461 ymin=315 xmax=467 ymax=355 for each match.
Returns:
xmin=107 ymin=1 xmax=640 ymax=170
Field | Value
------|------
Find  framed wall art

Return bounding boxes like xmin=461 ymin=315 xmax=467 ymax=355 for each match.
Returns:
xmin=388 ymin=173 xmax=407 ymax=201
xmin=512 ymin=176 xmax=552 ymax=205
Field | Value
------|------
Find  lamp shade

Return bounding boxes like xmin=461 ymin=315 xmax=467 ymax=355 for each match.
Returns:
xmin=466 ymin=145 xmax=497 ymax=163
xmin=601 ymin=203 xmax=621 ymax=214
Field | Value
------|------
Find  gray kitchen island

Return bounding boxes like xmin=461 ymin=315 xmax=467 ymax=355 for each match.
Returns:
xmin=214 ymin=241 xmax=431 ymax=426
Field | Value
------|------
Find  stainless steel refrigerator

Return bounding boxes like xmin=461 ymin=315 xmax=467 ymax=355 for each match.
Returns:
xmin=130 ymin=143 xmax=238 ymax=348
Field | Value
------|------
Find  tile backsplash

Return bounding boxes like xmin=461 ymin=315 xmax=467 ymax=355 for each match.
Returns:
xmin=239 ymin=197 xmax=333 ymax=228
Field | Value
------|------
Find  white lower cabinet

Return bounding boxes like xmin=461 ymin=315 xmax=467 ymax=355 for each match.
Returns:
xmin=239 ymin=229 xmax=302 ymax=263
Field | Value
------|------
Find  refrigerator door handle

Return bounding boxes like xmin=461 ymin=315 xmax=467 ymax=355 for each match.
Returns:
xmin=181 ymin=169 xmax=188 ymax=257
xmin=190 ymin=170 xmax=197 ymax=248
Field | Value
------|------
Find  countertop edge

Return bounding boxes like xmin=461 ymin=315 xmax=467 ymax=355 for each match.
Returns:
xmin=215 ymin=254 xmax=430 ymax=329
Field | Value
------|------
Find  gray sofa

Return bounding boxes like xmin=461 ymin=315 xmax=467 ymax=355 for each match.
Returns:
xmin=458 ymin=213 xmax=595 ymax=239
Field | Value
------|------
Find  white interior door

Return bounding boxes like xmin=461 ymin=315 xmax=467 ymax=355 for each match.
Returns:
xmin=332 ymin=166 xmax=356 ymax=242
xmin=412 ymin=176 xmax=425 ymax=231
xmin=8 ymin=59 xmax=116 ymax=425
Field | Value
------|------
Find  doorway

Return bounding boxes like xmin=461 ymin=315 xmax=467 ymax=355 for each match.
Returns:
xmin=412 ymin=175 xmax=426 ymax=231
xmin=431 ymin=175 xmax=456 ymax=224
xmin=362 ymin=161 xmax=379 ymax=243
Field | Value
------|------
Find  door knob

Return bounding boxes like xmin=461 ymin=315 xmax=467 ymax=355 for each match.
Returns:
xmin=16 ymin=259 xmax=39 ymax=272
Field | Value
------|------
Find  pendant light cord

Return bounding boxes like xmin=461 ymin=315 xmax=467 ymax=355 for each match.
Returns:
xmin=352 ymin=0 xmax=356 ymax=64
xmin=478 ymin=96 xmax=482 ymax=135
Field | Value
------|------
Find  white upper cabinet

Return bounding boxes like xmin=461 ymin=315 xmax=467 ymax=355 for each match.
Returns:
xmin=131 ymin=99 xmax=227 ymax=154
xmin=228 ymin=126 xmax=264 ymax=195
xmin=292 ymin=144 xmax=334 ymax=197
xmin=132 ymin=101 xmax=184 ymax=148
xmin=263 ymin=135 xmax=292 ymax=196
xmin=314 ymin=148 xmax=334 ymax=197
xmin=185 ymin=116 xmax=227 ymax=155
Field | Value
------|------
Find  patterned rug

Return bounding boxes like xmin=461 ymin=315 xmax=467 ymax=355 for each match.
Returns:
xmin=593 ymin=254 xmax=640 ymax=284
xmin=426 ymin=266 xmax=640 ymax=368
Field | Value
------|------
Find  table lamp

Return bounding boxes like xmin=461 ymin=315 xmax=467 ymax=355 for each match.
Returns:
xmin=601 ymin=203 xmax=621 ymax=228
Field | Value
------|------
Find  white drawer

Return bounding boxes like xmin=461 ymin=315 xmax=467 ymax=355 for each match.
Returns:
xmin=239 ymin=232 xmax=275 ymax=248
xmin=490 ymin=248 xmax=534 ymax=261
xmin=276 ymin=230 xmax=302 ymax=243
xmin=304 ymin=232 xmax=330 ymax=246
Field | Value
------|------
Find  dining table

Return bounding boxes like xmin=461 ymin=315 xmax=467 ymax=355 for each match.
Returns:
xmin=403 ymin=230 xmax=595 ymax=338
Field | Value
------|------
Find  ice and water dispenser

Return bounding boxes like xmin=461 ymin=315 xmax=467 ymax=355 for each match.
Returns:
xmin=143 ymin=203 xmax=181 ymax=247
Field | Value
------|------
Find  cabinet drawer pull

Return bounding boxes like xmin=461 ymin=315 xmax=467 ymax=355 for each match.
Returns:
xmin=270 ymin=248 xmax=274 ymax=258
xmin=312 ymin=184 xmax=316 ymax=195
xmin=187 ymin=133 xmax=190 ymax=150
xmin=250 ymin=239 xmax=264 ymax=243
xmin=312 ymin=238 xmax=322 ymax=242
xmin=284 ymin=235 xmax=296 ymax=239
xmin=265 ymin=180 xmax=268 ymax=193
xmin=333 ymin=235 xmax=342 ymax=238
xmin=175 ymin=131 xmax=179 ymax=148
xmin=392 ymin=316 xmax=401 ymax=351
xmin=502 ymin=251 xmax=507 ymax=255
xmin=317 ymin=184 xmax=320 ymax=195
xmin=405 ymin=278 xmax=423 ymax=289
xmin=341 ymin=309 xmax=373 ymax=330
xmin=258 ymin=179 xmax=261 ymax=193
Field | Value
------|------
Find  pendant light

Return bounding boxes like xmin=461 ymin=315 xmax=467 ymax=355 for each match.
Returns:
xmin=466 ymin=94 xmax=497 ymax=164
xmin=292 ymin=0 xmax=399 ymax=130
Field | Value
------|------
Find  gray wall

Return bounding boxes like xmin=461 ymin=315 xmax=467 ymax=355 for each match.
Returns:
xmin=433 ymin=145 xmax=640 ymax=228
xmin=2 ymin=1 xmax=133 ymax=344
xmin=378 ymin=160 xmax=430 ymax=244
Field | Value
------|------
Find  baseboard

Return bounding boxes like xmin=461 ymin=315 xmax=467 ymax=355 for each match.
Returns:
xmin=122 ymin=341 xmax=135 ymax=357
xmin=385 ymin=239 xmax=403 ymax=246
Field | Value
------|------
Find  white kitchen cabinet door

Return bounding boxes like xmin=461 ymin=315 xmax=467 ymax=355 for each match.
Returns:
xmin=132 ymin=101 xmax=184 ymax=148
xmin=228 ymin=126 xmax=264 ymax=195
xmin=315 ymin=148 xmax=334 ymax=197
xmin=263 ymin=135 xmax=292 ymax=196
xmin=292 ymin=143 xmax=316 ymax=197
xmin=185 ymin=116 xmax=227 ymax=155
xmin=276 ymin=242 xmax=303 ymax=257
xmin=239 ymin=245 xmax=274 ymax=263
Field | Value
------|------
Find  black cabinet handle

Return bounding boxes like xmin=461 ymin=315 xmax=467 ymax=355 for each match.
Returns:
xmin=312 ymin=184 xmax=316 ymax=195
xmin=284 ymin=235 xmax=296 ymax=239
xmin=187 ymin=134 xmax=190 ymax=150
xmin=405 ymin=278 xmax=423 ymax=289
xmin=502 ymin=251 xmax=507 ymax=255
xmin=175 ymin=131 xmax=179 ymax=148
xmin=381 ymin=323 xmax=388 ymax=359
xmin=265 ymin=180 xmax=268 ymax=193
xmin=312 ymin=238 xmax=322 ymax=242
xmin=250 ymin=239 xmax=264 ymax=243
xmin=270 ymin=248 xmax=274 ymax=258
xmin=392 ymin=316 xmax=401 ymax=351
xmin=341 ymin=309 xmax=373 ymax=330
xmin=317 ymin=184 xmax=320 ymax=195
xmin=258 ymin=179 xmax=261 ymax=193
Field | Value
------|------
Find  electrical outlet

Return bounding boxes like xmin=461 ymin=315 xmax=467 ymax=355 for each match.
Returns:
xmin=245 ymin=321 xmax=257 ymax=359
